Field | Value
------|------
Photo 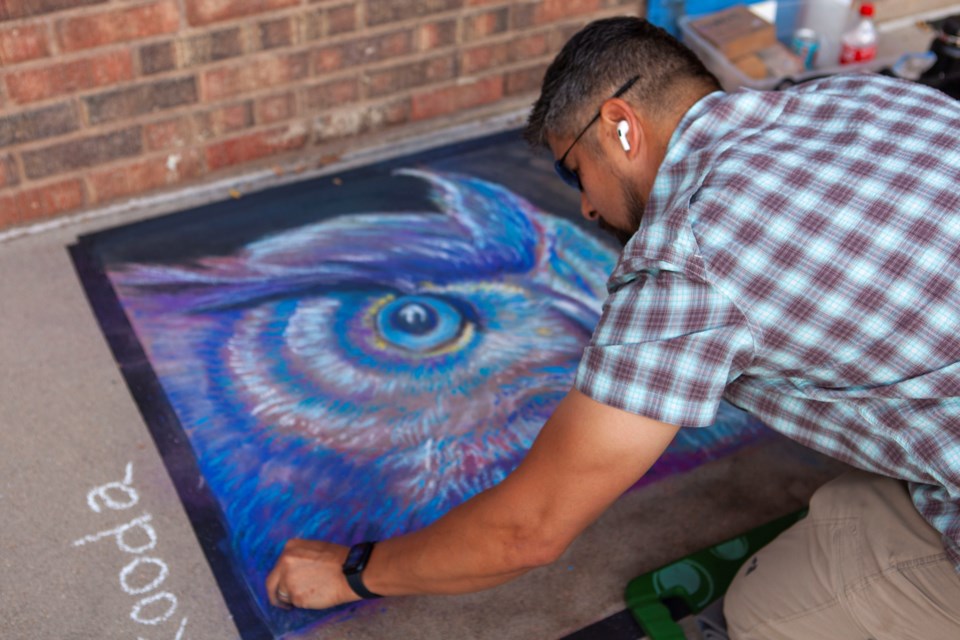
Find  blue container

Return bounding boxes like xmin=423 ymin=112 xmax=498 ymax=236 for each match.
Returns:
xmin=776 ymin=1 xmax=803 ymax=43
xmin=648 ymin=0 xmax=745 ymax=38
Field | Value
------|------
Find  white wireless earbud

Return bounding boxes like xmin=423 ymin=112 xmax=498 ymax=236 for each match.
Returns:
xmin=617 ymin=120 xmax=631 ymax=152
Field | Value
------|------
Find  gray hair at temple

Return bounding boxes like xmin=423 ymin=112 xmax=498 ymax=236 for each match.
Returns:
xmin=524 ymin=17 xmax=720 ymax=149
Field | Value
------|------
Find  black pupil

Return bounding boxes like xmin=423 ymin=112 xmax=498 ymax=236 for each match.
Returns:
xmin=389 ymin=303 xmax=438 ymax=335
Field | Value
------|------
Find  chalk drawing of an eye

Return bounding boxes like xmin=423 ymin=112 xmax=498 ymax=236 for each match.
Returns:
xmin=372 ymin=295 xmax=473 ymax=354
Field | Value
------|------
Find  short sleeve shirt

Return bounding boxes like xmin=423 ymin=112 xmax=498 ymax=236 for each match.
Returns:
xmin=575 ymin=74 xmax=960 ymax=569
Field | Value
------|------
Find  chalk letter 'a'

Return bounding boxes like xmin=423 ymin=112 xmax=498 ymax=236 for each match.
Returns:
xmin=72 ymin=513 xmax=158 ymax=554
xmin=87 ymin=462 xmax=139 ymax=513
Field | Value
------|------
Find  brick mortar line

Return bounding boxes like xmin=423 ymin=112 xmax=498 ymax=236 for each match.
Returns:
xmin=0 ymin=165 xmax=87 ymax=192
xmin=457 ymin=4 xmax=516 ymax=23
xmin=77 ymin=147 xmax=207 ymax=193
xmin=174 ymin=2 xmax=347 ymax=35
xmin=298 ymin=15 xmax=459 ymax=48
xmin=176 ymin=0 xmax=188 ymax=32
xmin=291 ymin=62 xmax=307 ymax=134
xmin=76 ymin=93 xmax=91 ymax=130
xmin=460 ymin=19 xmax=610 ymax=47
xmin=5 ymin=114 xmax=146 ymax=155
xmin=184 ymin=21 xmax=563 ymax=81
xmin=450 ymin=57 xmax=556 ymax=87
xmin=0 ymin=42 xmax=136 ymax=74
xmin=7 ymin=139 xmax=27 ymax=190
xmin=355 ymin=0 xmax=367 ymax=32
xmin=0 ymin=0 xmax=159 ymax=29
xmin=453 ymin=6 xmax=465 ymax=47
xmin=324 ymin=62 xmax=533 ymax=101
xmin=0 ymin=26 xmax=260 ymax=75
xmin=336 ymin=7 xmax=512 ymax=42
xmin=45 ymin=16 xmax=61 ymax=58
xmin=0 ymin=69 xmax=202 ymax=120
xmin=468 ymin=54 xmax=556 ymax=76
xmin=164 ymin=5 xmax=475 ymax=42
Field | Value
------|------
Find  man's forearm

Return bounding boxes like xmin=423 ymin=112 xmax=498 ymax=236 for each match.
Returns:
xmin=362 ymin=390 xmax=680 ymax=597
xmin=266 ymin=390 xmax=680 ymax=610
xmin=363 ymin=480 xmax=561 ymax=596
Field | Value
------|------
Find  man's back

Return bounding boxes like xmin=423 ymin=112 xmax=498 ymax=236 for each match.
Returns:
xmin=585 ymin=74 xmax=960 ymax=565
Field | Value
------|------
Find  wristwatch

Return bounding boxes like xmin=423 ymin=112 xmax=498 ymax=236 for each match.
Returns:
xmin=342 ymin=541 xmax=383 ymax=599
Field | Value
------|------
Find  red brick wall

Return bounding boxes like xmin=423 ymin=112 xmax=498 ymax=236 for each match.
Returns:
xmin=0 ymin=0 xmax=640 ymax=231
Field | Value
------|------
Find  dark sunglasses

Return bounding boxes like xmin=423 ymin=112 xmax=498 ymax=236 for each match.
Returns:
xmin=554 ymin=74 xmax=641 ymax=191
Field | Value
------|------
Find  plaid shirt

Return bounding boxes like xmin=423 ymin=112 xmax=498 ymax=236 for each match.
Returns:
xmin=575 ymin=74 xmax=960 ymax=568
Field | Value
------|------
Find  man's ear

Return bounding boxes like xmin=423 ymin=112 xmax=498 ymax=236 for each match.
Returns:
xmin=599 ymin=98 xmax=641 ymax=159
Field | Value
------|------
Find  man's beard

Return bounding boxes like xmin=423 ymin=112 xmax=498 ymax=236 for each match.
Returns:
xmin=597 ymin=218 xmax=634 ymax=247
xmin=597 ymin=182 xmax=645 ymax=248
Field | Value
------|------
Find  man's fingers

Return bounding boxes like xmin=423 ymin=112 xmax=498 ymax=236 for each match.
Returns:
xmin=266 ymin=549 xmax=289 ymax=609
xmin=276 ymin=587 xmax=293 ymax=609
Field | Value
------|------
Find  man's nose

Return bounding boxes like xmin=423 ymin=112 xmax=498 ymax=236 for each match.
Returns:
xmin=580 ymin=191 xmax=598 ymax=221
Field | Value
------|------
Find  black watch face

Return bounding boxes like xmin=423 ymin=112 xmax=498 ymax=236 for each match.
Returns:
xmin=344 ymin=544 xmax=368 ymax=572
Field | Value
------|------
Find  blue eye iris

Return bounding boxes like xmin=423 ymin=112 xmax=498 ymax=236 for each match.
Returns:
xmin=389 ymin=301 xmax=438 ymax=335
xmin=376 ymin=296 xmax=464 ymax=353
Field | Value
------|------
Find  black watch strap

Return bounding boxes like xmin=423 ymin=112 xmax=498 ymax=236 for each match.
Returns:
xmin=343 ymin=541 xmax=383 ymax=599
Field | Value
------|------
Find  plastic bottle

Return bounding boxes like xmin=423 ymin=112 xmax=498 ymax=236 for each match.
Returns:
xmin=839 ymin=3 xmax=878 ymax=64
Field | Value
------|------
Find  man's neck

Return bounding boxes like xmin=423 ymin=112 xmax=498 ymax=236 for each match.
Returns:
xmin=646 ymin=85 xmax=716 ymax=168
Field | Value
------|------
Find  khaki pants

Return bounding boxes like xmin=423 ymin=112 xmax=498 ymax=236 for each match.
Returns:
xmin=724 ymin=470 xmax=960 ymax=640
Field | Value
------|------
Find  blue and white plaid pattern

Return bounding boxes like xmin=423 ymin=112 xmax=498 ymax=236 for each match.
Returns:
xmin=575 ymin=75 xmax=960 ymax=569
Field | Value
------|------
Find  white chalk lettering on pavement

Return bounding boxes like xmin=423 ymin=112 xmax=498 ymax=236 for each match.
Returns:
xmin=72 ymin=462 xmax=189 ymax=638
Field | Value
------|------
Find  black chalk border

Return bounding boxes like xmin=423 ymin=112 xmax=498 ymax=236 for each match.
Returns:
xmin=70 ymin=241 xmax=275 ymax=639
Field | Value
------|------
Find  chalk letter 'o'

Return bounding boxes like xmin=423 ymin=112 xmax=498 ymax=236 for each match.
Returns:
xmin=120 ymin=557 xmax=169 ymax=595
xmin=130 ymin=591 xmax=177 ymax=626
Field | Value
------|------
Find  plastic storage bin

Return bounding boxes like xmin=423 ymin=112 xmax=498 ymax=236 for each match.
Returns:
xmin=679 ymin=12 xmax=896 ymax=91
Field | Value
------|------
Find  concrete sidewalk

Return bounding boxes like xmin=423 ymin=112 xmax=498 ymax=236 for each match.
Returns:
xmin=0 ymin=122 xmax=846 ymax=639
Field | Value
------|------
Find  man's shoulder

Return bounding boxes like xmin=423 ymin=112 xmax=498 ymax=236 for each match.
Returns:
xmin=784 ymin=72 xmax=958 ymax=111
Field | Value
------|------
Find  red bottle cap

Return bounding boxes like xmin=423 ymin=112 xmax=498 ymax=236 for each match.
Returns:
xmin=860 ymin=3 xmax=874 ymax=17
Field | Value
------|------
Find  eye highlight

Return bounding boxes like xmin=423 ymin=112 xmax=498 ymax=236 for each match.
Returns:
xmin=375 ymin=295 xmax=467 ymax=353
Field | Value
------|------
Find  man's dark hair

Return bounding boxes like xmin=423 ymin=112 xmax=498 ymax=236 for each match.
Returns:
xmin=524 ymin=17 xmax=720 ymax=148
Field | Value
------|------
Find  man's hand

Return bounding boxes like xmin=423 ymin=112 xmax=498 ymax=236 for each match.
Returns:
xmin=266 ymin=539 xmax=361 ymax=609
